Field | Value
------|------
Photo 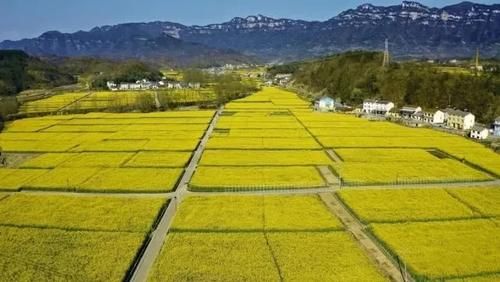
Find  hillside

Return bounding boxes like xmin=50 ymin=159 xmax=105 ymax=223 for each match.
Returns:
xmin=0 ymin=50 xmax=76 ymax=96
xmin=1 ymin=1 xmax=499 ymax=61
xmin=274 ymin=51 xmax=500 ymax=123
xmin=0 ymin=30 xmax=256 ymax=67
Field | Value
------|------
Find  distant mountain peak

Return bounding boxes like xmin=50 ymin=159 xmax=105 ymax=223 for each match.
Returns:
xmin=1 ymin=1 xmax=499 ymax=62
xmin=401 ymin=1 xmax=430 ymax=11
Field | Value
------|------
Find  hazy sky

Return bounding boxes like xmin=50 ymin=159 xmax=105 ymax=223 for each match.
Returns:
xmin=0 ymin=0 xmax=498 ymax=41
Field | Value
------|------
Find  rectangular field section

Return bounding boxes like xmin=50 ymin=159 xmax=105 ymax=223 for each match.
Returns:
xmin=189 ymin=166 xmax=326 ymax=191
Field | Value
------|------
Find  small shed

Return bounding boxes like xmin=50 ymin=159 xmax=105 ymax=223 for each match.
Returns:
xmin=315 ymin=97 xmax=335 ymax=112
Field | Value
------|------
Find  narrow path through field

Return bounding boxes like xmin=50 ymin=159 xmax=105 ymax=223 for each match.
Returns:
xmin=129 ymin=107 xmax=223 ymax=282
xmin=318 ymin=192 xmax=412 ymax=282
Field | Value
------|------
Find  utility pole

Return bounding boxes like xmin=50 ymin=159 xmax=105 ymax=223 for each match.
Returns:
xmin=382 ymin=38 xmax=390 ymax=68
xmin=475 ymin=48 xmax=480 ymax=70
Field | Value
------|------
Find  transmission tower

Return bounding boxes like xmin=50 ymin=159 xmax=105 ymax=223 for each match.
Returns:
xmin=475 ymin=48 xmax=480 ymax=69
xmin=382 ymin=39 xmax=390 ymax=67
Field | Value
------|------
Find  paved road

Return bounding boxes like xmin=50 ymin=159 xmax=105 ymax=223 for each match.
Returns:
xmin=319 ymin=193 xmax=413 ymax=282
xmin=129 ymin=108 xmax=222 ymax=282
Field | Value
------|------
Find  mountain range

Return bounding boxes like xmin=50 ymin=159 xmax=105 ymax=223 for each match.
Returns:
xmin=1 ymin=1 xmax=499 ymax=65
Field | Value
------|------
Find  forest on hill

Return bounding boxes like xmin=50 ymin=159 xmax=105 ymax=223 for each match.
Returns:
xmin=270 ymin=51 xmax=500 ymax=123
xmin=0 ymin=50 xmax=76 ymax=96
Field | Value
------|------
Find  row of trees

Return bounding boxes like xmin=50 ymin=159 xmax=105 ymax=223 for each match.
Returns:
xmin=282 ymin=51 xmax=500 ymax=123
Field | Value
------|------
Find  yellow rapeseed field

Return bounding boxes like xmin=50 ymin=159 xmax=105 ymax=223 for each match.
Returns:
xmin=338 ymin=189 xmax=477 ymax=223
xmin=190 ymin=166 xmax=325 ymax=191
xmin=371 ymin=219 xmax=500 ymax=280
xmin=199 ymin=150 xmax=332 ymax=166
xmin=206 ymin=137 xmax=321 ymax=150
xmin=0 ymin=226 xmax=145 ymax=281
xmin=335 ymin=148 xmax=439 ymax=162
xmin=59 ymin=152 xmax=134 ymax=167
xmin=78 ymin=168 xmax=183 ymax=193
xmin=336 ymin=160 xmax=492 ymax=185
xmin=0 ymin=194 xmax=165 ymax=232
xmin=19 ymin=153 xmax=76 ymax=169
xmin=149 ymin=195 xmax=385 ymax=281
xmin=171 ymin=196 xmax=343 ymax=231
xmin=124 ymin=151 xmax=192 ymax=168
xmin=447 ymin=187 xmax=500 ymax=216
xmin=0 ymin=169 xmax=49 ymax=191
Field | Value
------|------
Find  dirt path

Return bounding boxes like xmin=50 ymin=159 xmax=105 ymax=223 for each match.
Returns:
xmin=319 ymin=192 xmax=412 ymax=282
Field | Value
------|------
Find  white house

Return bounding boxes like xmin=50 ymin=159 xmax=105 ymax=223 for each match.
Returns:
xmin=445 ymin=109 xmax=475 ymax=130
xmin=470 ymin=124 xmax=489 ymax=140
xmin=400 ymin=106 xmax=422 ymax=119
xmin=315 ymin=97 xmax=335 ymax=112
xmin=494 ymin=117 xmax=500 ymax=137
xmin=423 ymin=110 xmax=445 ymax=124
xmin=363 ymin=99 xmax=395 ymax=115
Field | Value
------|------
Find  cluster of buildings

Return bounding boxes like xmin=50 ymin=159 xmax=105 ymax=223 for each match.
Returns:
xmin=359 ymin=99 xmax=499 ymax=140
xmin=106 ymin=79 xmax=201 ymax=91
xmin=314 ymin=96 xmax=499 ymax=140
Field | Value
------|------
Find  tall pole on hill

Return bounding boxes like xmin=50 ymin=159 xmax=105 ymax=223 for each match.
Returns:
xmin=475 ymin=48 xmax=480 ymax=69
xmin=382 ymin=39 xmax=390 ymax=68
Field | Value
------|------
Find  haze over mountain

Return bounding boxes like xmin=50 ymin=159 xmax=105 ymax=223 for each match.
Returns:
xmin=1 ymin=1 xmax=499 ymax=64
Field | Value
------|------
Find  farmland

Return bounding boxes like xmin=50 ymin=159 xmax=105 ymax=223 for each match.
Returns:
xmin=191 ymin=87 xmax=329 ymax=191
xmin=0 ymin=193 xmax=167 ymax=281
xmin=338 ymin=187 xmax=500 ymax=280
xmin=0 ymin=110 xmax=213 ymax=192
xmin=149 ymin=195 xmax=386 ymax=281
xmin=19 ymin=89 xmax=217 ymax=115
xmin=0 ymin=86 xmax=499 ymax=281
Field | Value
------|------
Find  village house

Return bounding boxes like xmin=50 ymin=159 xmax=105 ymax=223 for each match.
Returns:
xmin=387 ymin=108 xmax=401 ymax=119
xmin=315 ymin=96 xmax=335 ymax=112
xmin=274 ymin=74 xmax=293 ymax=86
xmin=400 ymin=106 xmax=422 ymax=119
xmin=494 ymin=117 xmax=500 ymax=137
xmin=422 ymin=110 xmax=445 ymax=124
xmin=470 ymin=124 xmax=489 ymax=140
xmin=363 ymin=99 xmax=395 ymax=115
xmin=444 ymin=109 xmax=475 ymax=130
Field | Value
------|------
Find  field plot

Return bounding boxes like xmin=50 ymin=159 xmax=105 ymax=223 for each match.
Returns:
xmin=317 ymin=136 xmax=471 ymax=149
xmin=441 ymin=147 xmax=500 ymax=177
xmin=371 ymin=219 xmax=500 ymax=281
xmin=206 ymin=137 xmax=321 ymax=150
xmin=0 ymin=226 xmax=144 ymax=281
xmin=190 ymin=166 xmax=325 ymax=191
xmin=18 ymin=93 xmax=89 ymax=114
xmin=170 ymin=196 xmax=343 ymax=231
xmin=0 ymin=169 xmax=48 ymax=191
xmin=447 ymin=187 xmax=500 ymax=216
xmin=125 ymin=151 xmax=192 ymax=168
xmin=0 ymin=194 xmax=165 ymax=232
xmin=335 ymin=148 xmax=438 ymax=162
xmin=19 ymin=153 xmax=75 ymax=168
xmin=337 ymin=189 xmax=477 ymax=223
xmin=212 ymin=128 xmax=311 ymax=138
xmin=149 ymin=196 xmax=386 ymax=281
xmin=78 ymin=168 xmax=183 ymax=193
xmin=0 ymin=192 xmax=166 ymax=281
xmin=199 ymin=150 xmax=332 ymax=166
xmin=336 ymin=160 xmax=492 ymax=186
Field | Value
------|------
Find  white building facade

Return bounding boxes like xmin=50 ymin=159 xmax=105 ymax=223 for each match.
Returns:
xmin=470 ymin=125 xmax=489 ymax=140
xmin=363 ymin=99 xmax=395 ymax=115
xmin=445 ymin=109 xmax=475 ymax=130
